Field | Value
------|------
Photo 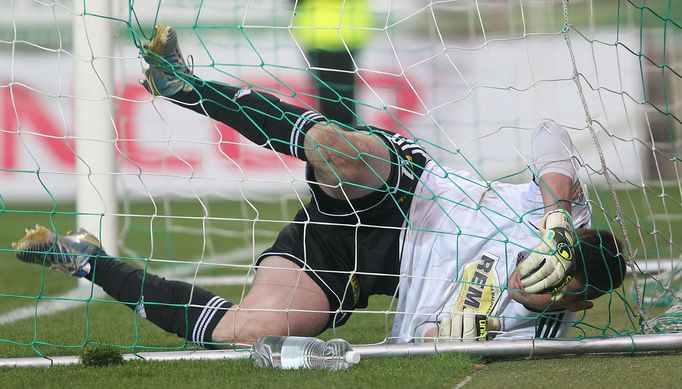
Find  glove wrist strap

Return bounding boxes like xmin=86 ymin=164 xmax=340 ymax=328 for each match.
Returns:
xmin=544 ymin=209 xmax=571 ymax=230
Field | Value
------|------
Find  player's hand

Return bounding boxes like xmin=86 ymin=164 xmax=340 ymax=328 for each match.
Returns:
xmin=437 ymin=310 xmax=500 ymax=341
xmin=518 ymin=209 xmax=576 ymax=295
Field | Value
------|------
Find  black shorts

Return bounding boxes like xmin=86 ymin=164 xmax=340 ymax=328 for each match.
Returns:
xmin=257 ymin=127 xmax=428 ymax=328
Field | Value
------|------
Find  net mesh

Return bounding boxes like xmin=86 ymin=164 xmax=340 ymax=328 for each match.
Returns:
xmin=0 ymin=0 xmax=680 ymax=358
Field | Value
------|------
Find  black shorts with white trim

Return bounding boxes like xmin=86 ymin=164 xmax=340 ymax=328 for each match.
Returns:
xmin=257 ymin=127 xmax=429 ymax=328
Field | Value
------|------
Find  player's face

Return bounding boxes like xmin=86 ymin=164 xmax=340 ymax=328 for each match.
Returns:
xmin=507 ymin=269 xmax=593 ymax=312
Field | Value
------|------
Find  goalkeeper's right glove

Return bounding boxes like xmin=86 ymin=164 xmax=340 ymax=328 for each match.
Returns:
xmin=517 ymin=209 xmax=576 ymax=296
xmin=437 ymin=310 xmax=501 ymax=341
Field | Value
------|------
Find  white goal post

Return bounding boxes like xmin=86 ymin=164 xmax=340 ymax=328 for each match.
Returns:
xmin=73 ymin=0 xmax=118 ymax=256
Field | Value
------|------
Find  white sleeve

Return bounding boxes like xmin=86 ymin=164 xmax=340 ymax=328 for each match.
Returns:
xmin=531 ymin=121 xmax=578 ymax=182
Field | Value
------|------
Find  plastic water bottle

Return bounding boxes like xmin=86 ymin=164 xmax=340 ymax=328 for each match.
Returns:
xmin=251 ymin=336 xmax=361 ymax=371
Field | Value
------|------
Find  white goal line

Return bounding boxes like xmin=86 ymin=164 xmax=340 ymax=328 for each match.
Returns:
xmin=632 ymin=259 xmax=679 ymax=275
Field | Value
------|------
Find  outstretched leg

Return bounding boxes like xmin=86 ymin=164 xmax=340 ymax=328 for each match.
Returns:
xmin=142 ymin=25 xmax=393 ymax=201
xmin=12 ymin=226 xmax=330 ymax=347
xmin=212 ymin=256 xmax=330 ymax=345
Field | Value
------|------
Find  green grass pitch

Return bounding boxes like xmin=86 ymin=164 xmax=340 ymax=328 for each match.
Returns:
xmin=1 ymin=186 xmax=681 ymax=387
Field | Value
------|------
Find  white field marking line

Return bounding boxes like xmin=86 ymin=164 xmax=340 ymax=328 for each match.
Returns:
xmin=0 ymin=287 xmax=107 ymax=326
xmin=189 ymin=275 xmax=254 ymax=286
xmin=649 ymin=214 xmax=682 ymax=222
xmin=452 ymin=374 xmax=473 ymax=389
xmin=631 ymin=259 xmax=677 ymax=274
xmin=0 ymin=244 xmax=266 ymax=327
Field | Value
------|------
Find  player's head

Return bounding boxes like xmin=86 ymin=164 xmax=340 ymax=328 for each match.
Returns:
xmin=571 ymin=228 xmax=627 ymax=300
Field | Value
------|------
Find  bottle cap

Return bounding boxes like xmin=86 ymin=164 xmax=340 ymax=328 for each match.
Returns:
xmin=344 ymin=350 xmax=361 ymax=364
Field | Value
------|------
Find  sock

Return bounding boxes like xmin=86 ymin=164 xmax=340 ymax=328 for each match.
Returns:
xmin=85 ymin=256 xmax=231 ymax=348
xmin=171 ymin=79 xmax=326 ymax=161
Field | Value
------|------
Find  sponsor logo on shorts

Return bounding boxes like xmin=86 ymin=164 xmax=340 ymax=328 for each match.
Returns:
xmin=350 ymin=275 xmax=361 ymax=307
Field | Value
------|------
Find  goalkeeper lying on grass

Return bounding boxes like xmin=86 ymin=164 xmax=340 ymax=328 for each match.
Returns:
xmin=12 ymin=26 xmax=626 ymax=346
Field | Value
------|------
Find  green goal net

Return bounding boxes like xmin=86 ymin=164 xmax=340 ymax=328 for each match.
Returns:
xmin=0 ymin=0 xmax=681 ymax=363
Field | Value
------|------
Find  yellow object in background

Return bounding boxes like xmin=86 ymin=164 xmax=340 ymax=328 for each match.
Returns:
xmin=293 ymin=0 xmax=372 ymax=50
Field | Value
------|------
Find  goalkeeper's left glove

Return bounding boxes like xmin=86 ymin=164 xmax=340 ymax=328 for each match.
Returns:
xmin=517 ymin=209 xmax=576 ymax=295
xmin=437 ymin=310 xmax=500 ymax=341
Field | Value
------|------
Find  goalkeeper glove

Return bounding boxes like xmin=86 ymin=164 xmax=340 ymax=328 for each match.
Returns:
xmin=518 ymin=209 xmax=576 ymax=295
xmin=437 ymin=310 xmax=500 ymax=341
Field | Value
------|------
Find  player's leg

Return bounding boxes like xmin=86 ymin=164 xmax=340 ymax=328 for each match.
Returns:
xmin=211 ymin=256 xmax=330 ymax=344
xmin=12 ymin=225 xmax=331 ymax=347
xmin=12 ymin=226 xmax=232 ymax=347
xmin=142 ymin=25 xmax=393 ymax=200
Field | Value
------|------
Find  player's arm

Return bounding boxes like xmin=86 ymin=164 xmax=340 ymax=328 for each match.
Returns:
xmin=539 ymin=172 xmax=572 ymax=215
xmin=517 ymin=121 xmax=578 ymax=295
xmin=533 ymin=120 xmax=577 ymax=215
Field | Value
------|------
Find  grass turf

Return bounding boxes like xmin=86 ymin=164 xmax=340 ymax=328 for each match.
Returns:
xmin=468 ymin=354 xmax=682 ymax=389
xmin=0 ymin=185 xmax=681 ymax=386
xmin=0 ymin=354 xmax=478 ymax=389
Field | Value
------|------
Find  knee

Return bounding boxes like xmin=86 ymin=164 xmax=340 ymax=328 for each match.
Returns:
xmin=304 ymin=124 xmax=361 ymax=171
xmin=240 ymin=308 xmax=328 ymax=338
xmin=243 ymin=316 xmax=292 ymax=339
xmin=304 ymin=124 xmax=390 ymax=186
xmin=213 ymin=308 xmax=329 ymax=344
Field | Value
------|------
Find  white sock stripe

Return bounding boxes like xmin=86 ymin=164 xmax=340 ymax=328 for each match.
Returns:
xmin=191 ymin=295 xmax=221 ymax=343
xmin=193 ymin=297 xmax=227 ymax=345
xmin=297 ymin=111 xmax=321 ymax=131
xmin=199 ymin=299 xmax=229 ymax=346
xmin=290 ymin=111 xmax=315 ymax=147
xmin=290 ymin=111 xmax=320 ymax=157
xmin=191 ymin=295 xmax=220 ymax=343
xmin=297 ymin=113 xmax=323 ymax=153
xmin=193 ymin=298 xmax=226 ymax=346
xmin=289 ymin=115 xmax=303 ymax=156
xmin=193 ymin=296 xmax=226 ymax=344
xmin=195 ymin=298 xmax=228 ymax=346
xmin=298 ymin=111 xmax=322 ymax=132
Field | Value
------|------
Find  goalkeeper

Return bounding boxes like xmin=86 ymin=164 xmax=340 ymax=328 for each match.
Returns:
xmin=12 ymin=26 xmax=626 ymax=346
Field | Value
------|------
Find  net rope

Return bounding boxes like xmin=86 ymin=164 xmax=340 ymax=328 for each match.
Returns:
xmin=0 ymin=0 xmax=680 ymax=358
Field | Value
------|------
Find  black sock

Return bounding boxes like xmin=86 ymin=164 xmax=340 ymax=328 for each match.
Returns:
xmin=85 ymin=256 xmax=231 ymax=348
xmin=171 ymin=79 xmax=326 ymax=161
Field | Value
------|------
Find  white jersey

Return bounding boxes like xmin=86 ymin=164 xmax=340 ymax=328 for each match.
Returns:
xmin=392 ymin=160 xmax=590 ymax=342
